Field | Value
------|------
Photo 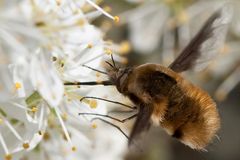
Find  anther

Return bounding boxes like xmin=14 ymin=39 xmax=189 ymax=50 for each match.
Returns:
xmin=104 ymin=48 xmax=113 ymax=55
xmin=114 ymin=16 xmax=120 ymax=23
xmin=72 ymin=146 xmax=77 ymax=152
xmin=31 ymin=107 xmax=38 ymax=113
xmin=87 ymin=44 xmax=93 ymax=48
xmin=89 ymin=100 xmax=97 ymax=109
xmin=22 ymin=142 xmax=30 ymax=149
xmin=15 ymin=82 xmax=22 ymax=89
xmin=5 ymin=154 xmax=12 ymax=160
xmin=91 ymin=123 xmax=97 ymax=129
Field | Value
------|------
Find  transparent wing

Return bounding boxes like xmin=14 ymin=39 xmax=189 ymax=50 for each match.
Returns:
xmin=169 ymin=5 xmax=232 ymax=72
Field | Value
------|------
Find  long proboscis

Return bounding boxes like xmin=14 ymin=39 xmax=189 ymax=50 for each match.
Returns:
xmin=64 ymin=80 xmax=113 ymax=86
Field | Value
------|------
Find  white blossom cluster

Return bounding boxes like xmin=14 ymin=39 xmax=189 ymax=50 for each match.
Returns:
xmin=0 ymin=0 xmax=127 ymax=160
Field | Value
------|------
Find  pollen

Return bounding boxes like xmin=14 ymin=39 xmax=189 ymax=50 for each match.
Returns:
xmin=114 ymin=16 xmax=120 ymax=23
xmin=22 ymin=142 xmax=30 ymax=149
xmin=96 ymin=72 xmax=101 ymax=77
xmin=5 ymin=154 xmax=12 ymax=160
xmin=87 ymin=43 xmax=93 ymax=48
xmin=43 ymin=132 xmax=50 ymax=141
xmin=77 ymin=19 xmax=85 ymax=26
xmin=103 ymin=6 xmax=112 ymax=12
xmin=177 ymin=11 xmax=189 ymax=24
xmin=89 ymin=100 xmax=98 ymax=109
xmin=71 ymin=146 xmax=77 ymax=152
xmin=91 ymin=123 xmax=97 ymax=129
xmin=104 ymin=48 xmax=113 ymax=55
xmin=62 ymin=113 xmax=68 ymax=121
xmin=15 ymin=82 xmax=22 ymax=89
xmin=31 ymin=107 xmax=38 ymax=113
xmin=120 ymin=41 xmax=131 ymax=55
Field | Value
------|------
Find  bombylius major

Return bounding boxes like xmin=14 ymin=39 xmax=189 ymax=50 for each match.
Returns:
xmin=65 ymin=6 xmax=232 ymax=150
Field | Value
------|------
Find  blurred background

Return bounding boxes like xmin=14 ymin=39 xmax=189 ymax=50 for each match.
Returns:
xmin=95 ymin=0 xmax=240 ymax=160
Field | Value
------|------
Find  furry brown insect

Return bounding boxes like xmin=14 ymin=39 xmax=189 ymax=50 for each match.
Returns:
xmin=66 ymin=6 xmax=232 ymax=150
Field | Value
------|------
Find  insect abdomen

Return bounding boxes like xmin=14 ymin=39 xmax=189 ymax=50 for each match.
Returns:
xmin=161 ymin=81 xmax=220 ymax=150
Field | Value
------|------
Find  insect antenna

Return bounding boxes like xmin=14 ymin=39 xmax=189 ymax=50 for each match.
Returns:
xmin=105 ymin=54 xmax=119 ymax=71
xmin=105 ymin=61 xmax=115 ymax=69
xmin=80 ymin=96 xmax=137 ymax=110
xmin=82 ymin=64 xmax=108 ymax=75
xmin=110 ymin=54 xmax=118 ymax=70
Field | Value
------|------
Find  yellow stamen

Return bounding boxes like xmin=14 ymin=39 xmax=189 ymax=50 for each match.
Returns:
xmin=22 ymin=142 xmax=30 ymax=149
xmin=15 ymin=82 xmax=22 ymax=89
xmin=77 ymin=19 xmax=85 ymax=26
xmin=5 ymin=154 xmax=12 ymax=160
xmin=87 ymin=44 xmax=93 ymax=48
xmin=72 ymin=146 xmax=77 ymax=152
xmin=0 ymin=118 xmax=3 ymax=124
xmin=114 ymin=16 xmax=120 ymax=23
xmin=62 ymin=113 xmax=68 ymax=121
xmin=89 ymin=100 xmax=97 ymax=109
xmin=91 ymin=123 xmax=97 ymax=129
xmin=43 ymin=132 xmax=50 ymax=141
xmin=96 ymin=72 xmax=101 ymax=77
xmin=31 ymin=107 xmax=38 ymax=113
xmin=119 ymin=41 xmax=131 ymax=55
xmin=177 ymin=11 xmax=189 ymax=24
xmin=104 ymin=48 xmax=113 ymax=55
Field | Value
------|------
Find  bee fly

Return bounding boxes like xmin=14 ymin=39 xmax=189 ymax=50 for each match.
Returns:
xmin=65 ymin=6 xmax=232 ymax=150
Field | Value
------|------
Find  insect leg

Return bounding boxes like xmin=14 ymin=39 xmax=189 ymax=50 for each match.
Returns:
xmin=91 ymin=117 xmax=129 ymax=140
xmin=64 ymin=80 xmax=113 ymax=86
xmin=109 ymin=109 xmax=136 ymax=114
xmin=78 ymin=113 xmax=137 ymax=123
xmin=88 ymin=115 xmax=142 ymax=151
xmin=80 ymin=96 xmax=137 ymax=110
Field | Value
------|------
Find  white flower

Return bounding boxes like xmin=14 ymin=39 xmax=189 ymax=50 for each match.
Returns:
xmin=0 ymin=99 xmax=47 ymax=160
xmin=0 ymin=0 xmax=129 ymax=160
